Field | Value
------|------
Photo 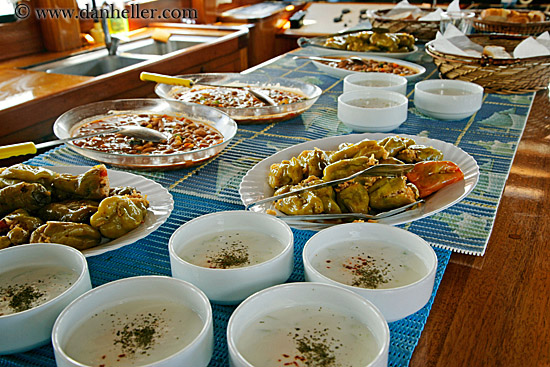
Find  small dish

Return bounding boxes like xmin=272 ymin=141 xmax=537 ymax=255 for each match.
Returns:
xmin=414 ymin=79 xmax=484 ymax=120
xmin=303 ymin=223 xmax=437 ymax=322
xmin=0 ymin=243 xmax=91 ymax=355
xmin=169 ymin=211 xmax=294 ymax=305
xmin=338 ymin=90 xmax=408 ymax=132
xmin=344 ymin=73 xmax=408 ymax=95
xmin=311 ymin=55 xmax=426 ymax=81
xmin=52 ymin=276 xmax=213 ymax=367
xmin=155 ymin=73 xmax=322 ymax=124
xmin=227 ymin=282 xmax=390 ymax=367
xmin=53 ymin=98 xmax=237 ymax=170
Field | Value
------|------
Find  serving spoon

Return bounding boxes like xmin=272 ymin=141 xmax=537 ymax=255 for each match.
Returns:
xmin=0 ymin=126 xmax=167 ymax=160
xmin=140 ymin=72 xmax=278 ymax=106
xmin=293 ymin=55 xmax=367 ymax=64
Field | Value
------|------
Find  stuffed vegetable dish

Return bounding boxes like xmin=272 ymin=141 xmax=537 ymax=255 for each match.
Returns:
xmin=0 ymin=164 xmax=149 ymax=251
xmin=267 ymin=135 xmax=464 ymax=218
xmin=323 ymin=31 xmax=416 ymax=53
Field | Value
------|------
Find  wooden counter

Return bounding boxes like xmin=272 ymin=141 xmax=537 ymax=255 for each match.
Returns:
xmin=0 ymin=24 xmax=249 ymax=147
xmin=410 ymin=88 xmax=550 ymax=367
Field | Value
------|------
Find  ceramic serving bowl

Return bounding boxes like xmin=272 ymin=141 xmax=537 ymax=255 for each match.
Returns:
xmin=414 ymin=79 xmax=484 ymax=120
xmin=338 ymin=90 xmax=408 ymax=132
xmin=52 ymin=276 xmax=213 ymax=367
xmin=343 ymin=73 xmax=408 ymax=95
xmin=303 ymin=223 xmax=438 ymax=322
xmin=169 ymin=211 xmax=294 ymax=305
xmin=0 ymin=243 xmax=91 ymax=355
xmin=227 ymin=282 xmax=390 ymax=367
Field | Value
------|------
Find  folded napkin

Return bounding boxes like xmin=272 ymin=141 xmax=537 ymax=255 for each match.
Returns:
xmin=432 ymin=25 xmax=550 ymax=58
xmin=384 ymin=0 xmax=440 ymax=20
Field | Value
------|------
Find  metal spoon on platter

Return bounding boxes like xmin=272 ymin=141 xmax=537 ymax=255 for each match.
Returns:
xmin=0 ymin=126 xmax=167 ymax=160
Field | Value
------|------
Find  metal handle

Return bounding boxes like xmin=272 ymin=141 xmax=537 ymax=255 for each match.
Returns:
xmin=245 ymin=164 xmax=415 ymax=210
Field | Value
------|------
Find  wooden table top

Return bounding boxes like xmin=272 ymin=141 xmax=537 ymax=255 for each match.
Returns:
xmin=410 ymin=88 xmax=550 ymax=366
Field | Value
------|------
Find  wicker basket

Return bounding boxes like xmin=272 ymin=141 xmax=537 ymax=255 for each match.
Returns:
xmin=369 ymin=8 xmax=440 ymax=42
xmin=472 ymin=9 xmax=550 ymax=36
xmin=425 ymin=35 xmax=550 ymax=94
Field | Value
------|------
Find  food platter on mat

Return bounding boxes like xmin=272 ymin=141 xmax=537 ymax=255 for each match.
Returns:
xmin=309 ymin=55 xmax=426 ymax=81
xmin=239 ymin=133 xmax=479 ymax=231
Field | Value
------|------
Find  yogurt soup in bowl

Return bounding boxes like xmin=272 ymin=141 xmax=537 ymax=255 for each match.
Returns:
xmin=303 ymin=223 xmax=438 ymax=322
xmin=169 ymin=211 xmax=294 ymax=304
xmin=0 ymin=243 xmax=91 ymax=355
xmin=227 ymin=282 xmax=390 ymax=367
xmin=52 ymin=276 xmax=213 ymax=367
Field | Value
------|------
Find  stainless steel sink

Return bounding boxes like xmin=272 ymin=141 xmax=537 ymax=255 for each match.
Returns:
xmin=119 ymin=35 xmax=216 ymax=56
xmin=25 ymin=35 xmax=217 ymax=76
xmin=26 ymin=49 xmax=151 ymax=77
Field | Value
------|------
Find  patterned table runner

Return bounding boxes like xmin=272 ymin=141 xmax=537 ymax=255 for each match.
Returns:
xmin=1 ymin=47 xmax=534 ymax=367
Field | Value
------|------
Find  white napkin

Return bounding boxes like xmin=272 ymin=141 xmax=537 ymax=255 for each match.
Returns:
xmin=419 ymin=8 xmax=444 ymax=21
xmin=432 ymin=30 xmax=481 ymax=57
xmin=446 ymin=0 xmax=461 ymax=13
xmin=535 ymin=32 xmax=550 ymax=51
xmin=513 ymin=37 xmax=550 ymax=58
xmin=384 ymin=0 xmax=424 ymax=20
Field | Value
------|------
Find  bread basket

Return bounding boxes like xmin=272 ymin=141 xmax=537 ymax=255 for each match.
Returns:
xmin=425 ymin=34 xmax=550 ymax=94
xmin=472 ymin=9 xmax=550 ymax=35
xmin=369 ymin=8 xmax=440 ymax=42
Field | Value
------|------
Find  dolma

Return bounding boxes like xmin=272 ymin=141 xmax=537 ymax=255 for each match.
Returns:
xmin=30 ymin=222 xmax=102 ymax=250
xmin=52 ymin=164 xmax=110 ymax=200
xmin=90 ymin=194 xmax=149 ymax=239
xmin=336 ymin=182 xmax=370 ymax=214
xmin=0 ymin=209 xmax=43 ymax=246
xmin=275 ymin=190 xmax=324 ymax=216
xmin=268 ymin=157 xmax=304 ymax=189
xmin=396 ymin=145 xmax=444 ymax=163
xmin=329 ymin=140 xmax=387 ymax=163
xmin=109 ymin=186 xmax=141 ymax=196
xmin=406 ymin=161 xmax=464 ymax=198
xmin=0 ymin=182 xmax=51 ymax=216
xmin=0 ymin=164 xmax=56 ymax=185
xmin=378 ymin=136 xmax=416 ymax=157
xmin=368 ymin=177 xmax=418 ymax=211
xmin=38 ymin=200 xmax=99 ymax=223
xmin=323 ymin=156 xmax=378 ymax=181
xmin=296 ymin=149 xmax=329 ymax=178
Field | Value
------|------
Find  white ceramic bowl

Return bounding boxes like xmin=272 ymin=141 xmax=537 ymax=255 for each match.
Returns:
xmin=303 ymin=223 xmax=438 ymax=322
xmin=227 ymin=282 xmax=390 ymax=367
xmin=414 ymin=79 xmax=484 ymax=120
xmin=338 ymin=90 xmax=408 ymax=132
xmin=0 ymin=243 xmax=91 ymax=355
xmin=344 ymin=73 xmax=408 ymax=95
xmin=169 ymin=211 xmax=294 ymax=305
xmin=52 ymin=276 xmax=213 ymax=367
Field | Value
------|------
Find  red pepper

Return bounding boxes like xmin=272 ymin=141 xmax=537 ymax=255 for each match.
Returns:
xmin=406 ymin=161 xmax=464 ymax=198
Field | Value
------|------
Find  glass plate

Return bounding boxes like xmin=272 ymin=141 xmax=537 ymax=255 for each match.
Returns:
xmin=53 ymin=99 xmax=237 ymax=170
xmin=155 ymin=73 xmax=322 ymax=124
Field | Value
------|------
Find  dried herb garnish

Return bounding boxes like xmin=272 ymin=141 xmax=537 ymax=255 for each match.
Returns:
xmin=343 ymin=255 xmax=391 ymax=289
xmin=296 ymin=335 xmax=337 ymax=367
xmin=113 ymin=315 xmax=159 ymax=355
xmin=207 ymin=239 xmax=250 ymax=269
xmin=1 ymin=284 xmax=44 ymax=313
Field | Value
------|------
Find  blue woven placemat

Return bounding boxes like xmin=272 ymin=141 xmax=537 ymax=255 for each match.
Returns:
xmin=0 ymin=48 xmax=534 ymax=367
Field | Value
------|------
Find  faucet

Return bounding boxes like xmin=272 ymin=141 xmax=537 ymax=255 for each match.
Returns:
xmin=100 ymin=3 xmax=120 ymax=55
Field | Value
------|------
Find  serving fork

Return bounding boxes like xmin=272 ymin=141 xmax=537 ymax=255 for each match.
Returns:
xmin=244 ymin=163 xmax=415 ymax=210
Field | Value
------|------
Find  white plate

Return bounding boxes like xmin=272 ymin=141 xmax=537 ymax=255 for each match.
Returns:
xmin=311 ymin=55 xmax=426 ymax=81
xmin=239 ymin=133 xmax=479 ymax=231
xmin=48 ymin=167 xmax=174 ymax=257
